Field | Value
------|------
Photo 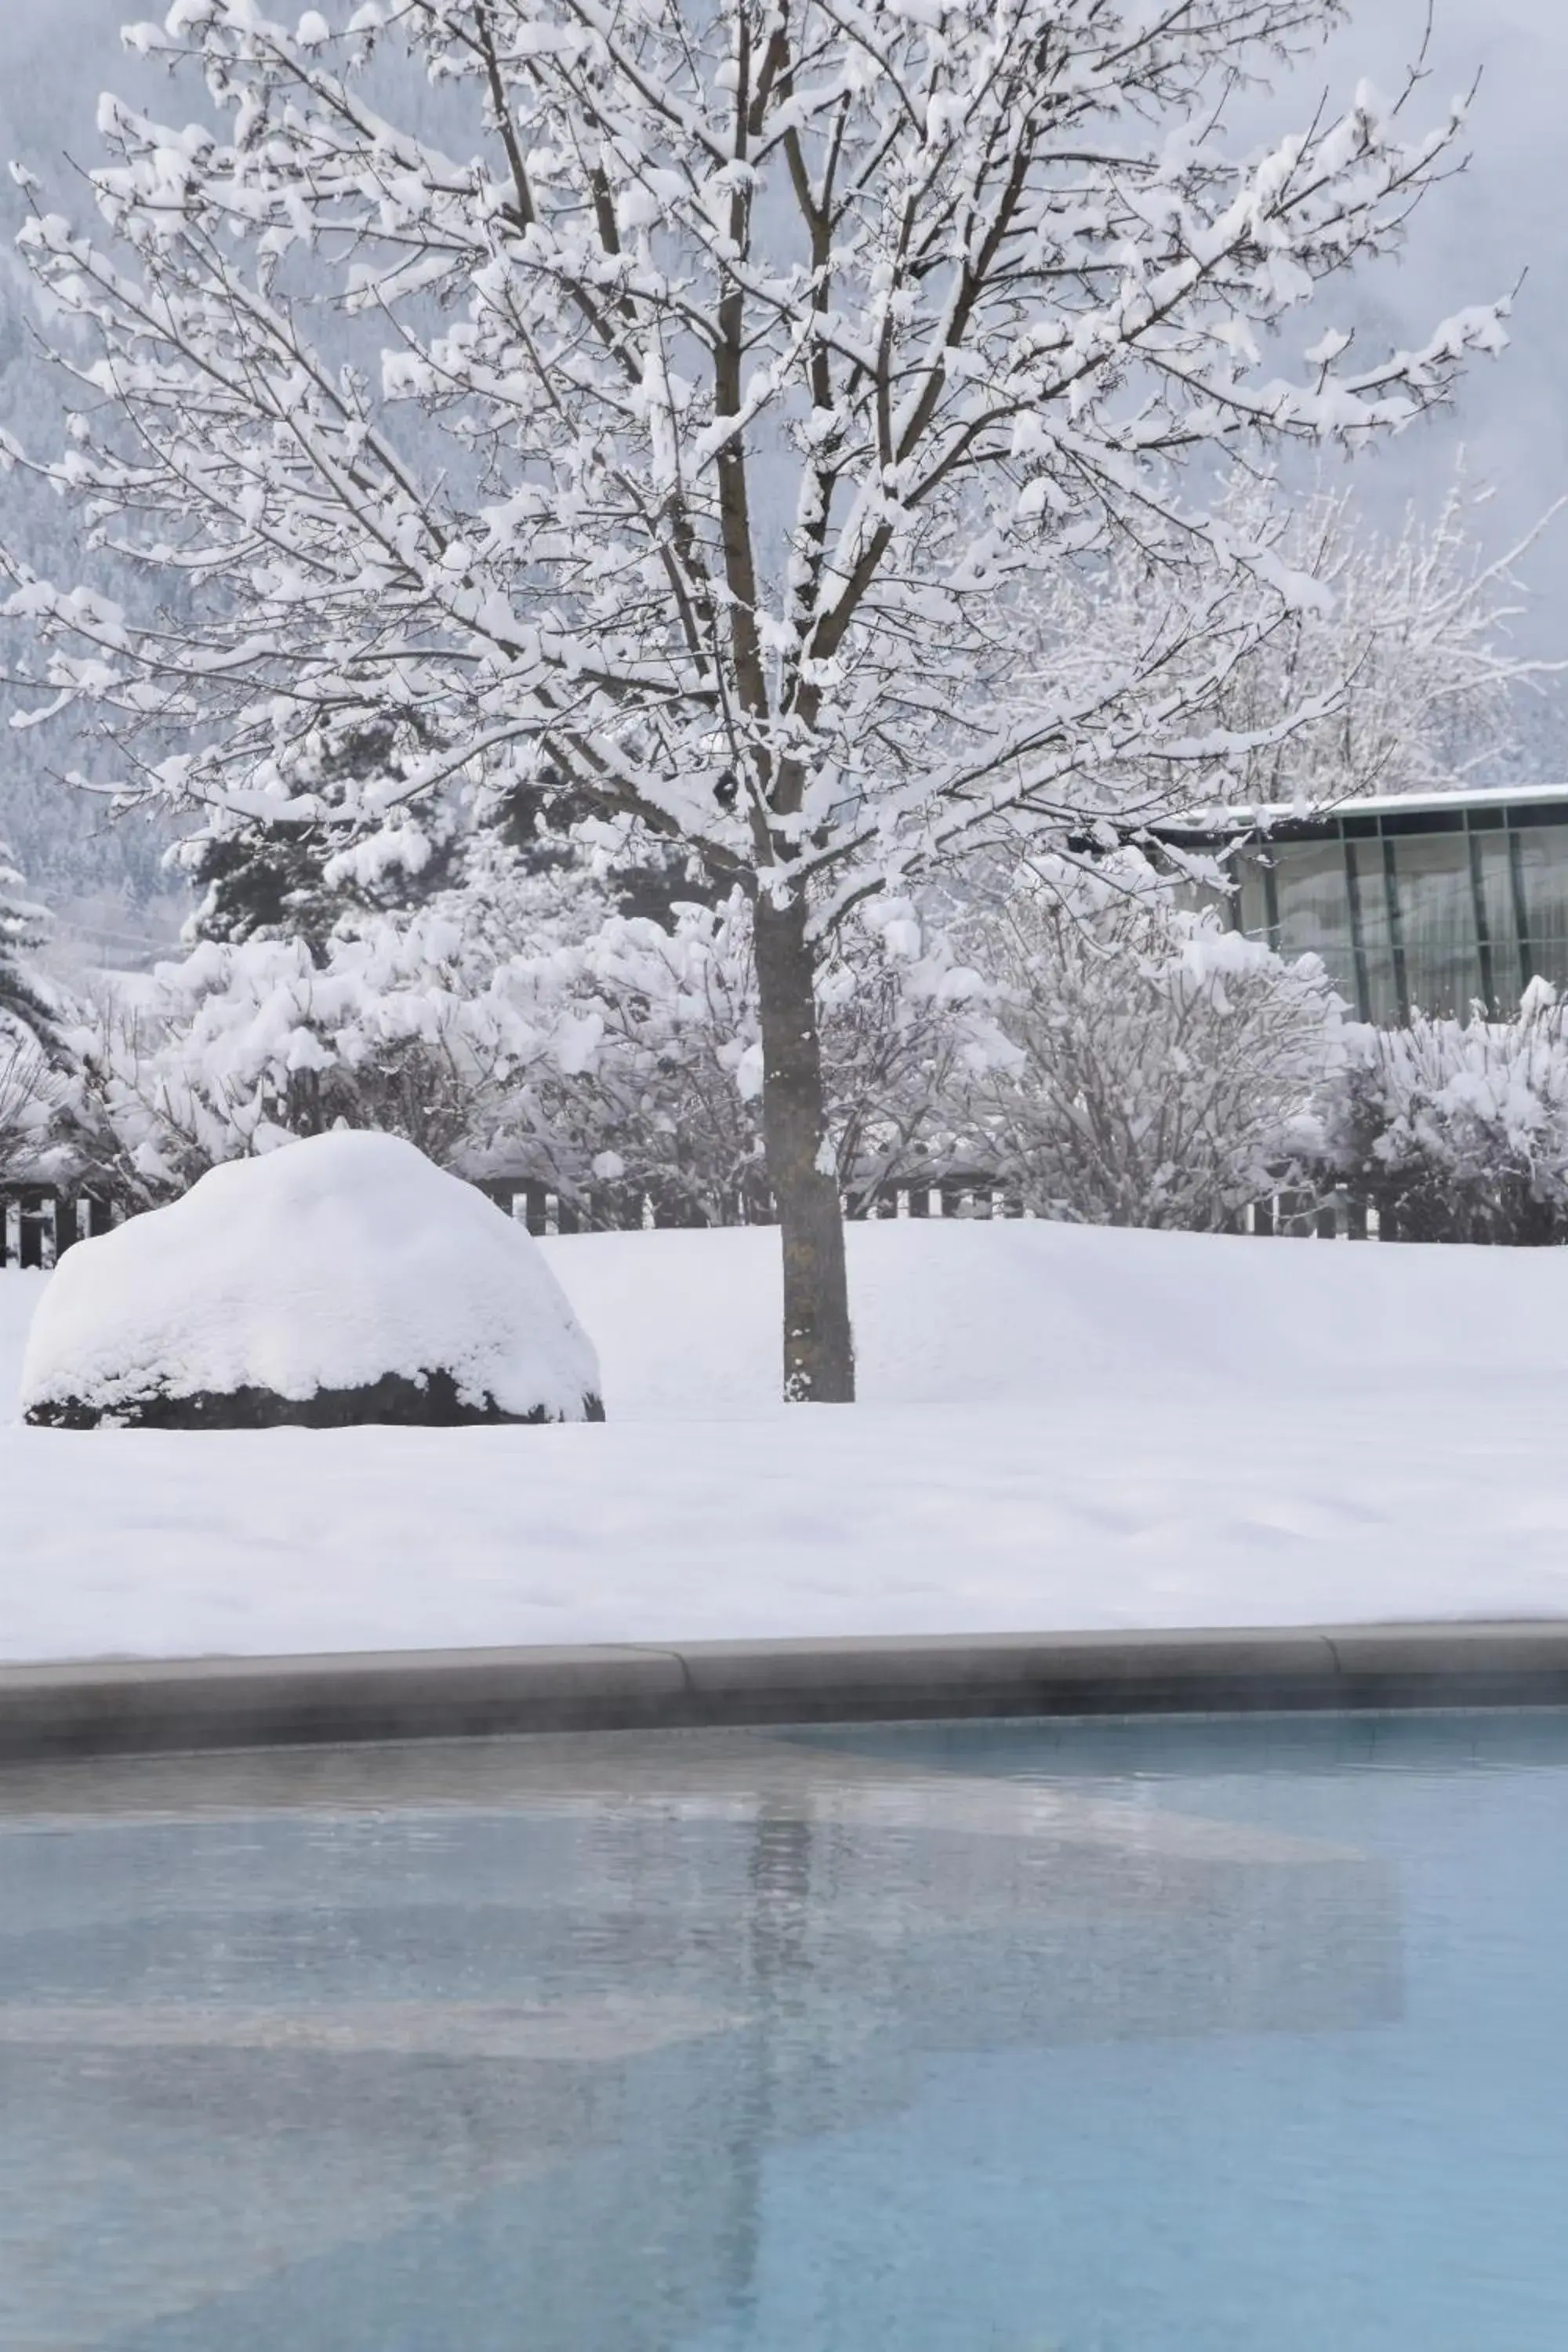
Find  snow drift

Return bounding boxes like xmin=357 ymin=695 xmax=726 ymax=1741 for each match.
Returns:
xmin=19 ymin=1130 xmax=603 ymax=1428
xmin=8 ymin=1214 xmax=1568 ymax=1660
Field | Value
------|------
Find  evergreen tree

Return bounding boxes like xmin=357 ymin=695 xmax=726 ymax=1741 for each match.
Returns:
xmin=0 ymin=837 xmax=59 ymax=1050
xmin=481 ymin=761 xmax=713 ymax=927
xmin=180 ymin=724 xmax=459 ymax=952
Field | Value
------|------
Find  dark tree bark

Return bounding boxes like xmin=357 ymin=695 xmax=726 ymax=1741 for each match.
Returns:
xmin=753 ymin=888 xmax=855 ymax=1402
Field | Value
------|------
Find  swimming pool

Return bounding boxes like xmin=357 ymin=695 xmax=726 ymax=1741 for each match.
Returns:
xmin=3 ymin=1710 xmax=1566 ymax=2349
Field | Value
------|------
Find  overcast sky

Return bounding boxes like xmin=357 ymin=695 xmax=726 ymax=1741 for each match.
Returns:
xmin=2 ymin=0 xmax=1565 ymax=652
xmin=1273 ymin=0 xmax=1568 ymax=655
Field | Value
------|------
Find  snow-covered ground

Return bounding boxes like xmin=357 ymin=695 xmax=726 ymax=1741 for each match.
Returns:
xmin=4 ymin=1218 xmax=1568 ymax=1663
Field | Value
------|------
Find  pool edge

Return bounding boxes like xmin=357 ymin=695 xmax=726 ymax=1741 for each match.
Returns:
xmin=4 ymin=1623 xmax=1568 ymax=1760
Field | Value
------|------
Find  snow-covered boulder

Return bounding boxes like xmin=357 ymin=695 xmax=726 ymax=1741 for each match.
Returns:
xmin=20 ymin=1131 xmax=604 ymax=1429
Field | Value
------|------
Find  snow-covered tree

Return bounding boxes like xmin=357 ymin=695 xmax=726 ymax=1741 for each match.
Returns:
xmin=1218 ymin=470 xmax=1560 ymax=803
xmin=2 ymin=223 xmax=182 ymax=931
xmin=0 ymin=1028 xmax=75 ymax=1179
xmin=0 ymin=834 xmax=60 ymax=1050
xmin=175 ymin=721 xmax=460 ymax=949
xmin=1033 ymin=466 xmax=1559 ymax=813
xmin=0 ymin=835 xmax=75 ymax=1178
xmin=1 ymin=0 xmax=1506 ymax=1396
xmin=958 ymin=851 xmax=1337 ymax=1229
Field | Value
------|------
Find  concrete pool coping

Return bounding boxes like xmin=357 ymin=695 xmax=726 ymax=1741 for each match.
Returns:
xmin=3 ymin=1623 xmax=1568 ymax=1761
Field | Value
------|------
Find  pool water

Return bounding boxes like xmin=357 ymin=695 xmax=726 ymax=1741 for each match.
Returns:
xmin=2 ymin=1711 xmax=1566 ymax=2350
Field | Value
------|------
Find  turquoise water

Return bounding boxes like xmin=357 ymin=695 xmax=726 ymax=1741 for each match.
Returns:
xmin=2 ymin=1711 xmax=1566 ymax=2350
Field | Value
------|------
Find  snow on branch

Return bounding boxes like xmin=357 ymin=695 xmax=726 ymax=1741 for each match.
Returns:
xmin=0 ymin=0 xmax=1508 ymax=912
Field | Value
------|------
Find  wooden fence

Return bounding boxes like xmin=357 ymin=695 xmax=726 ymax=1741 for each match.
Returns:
xmin=0 ymin=1174 xmax=1405 ymax=1270
xmin=1233 ymin=1188 xmax=1385 ymax=1240
xmin=470 ymin=1173 xmax=1028 ymax=1236
xmin=1 ymin=1189 xmax=125 ymax=1272
xmin=0 ymin=1171 xmax=1032 ymax=1271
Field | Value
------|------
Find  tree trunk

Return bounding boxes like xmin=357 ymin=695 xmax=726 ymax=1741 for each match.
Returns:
xmin=753 ymin=889 xmax=855 ymax=1402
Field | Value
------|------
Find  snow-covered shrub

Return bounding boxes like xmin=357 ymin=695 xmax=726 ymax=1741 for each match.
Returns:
xmin=70 ymin=862 xmax=999 ymax=1221
xmin=959 ymin=855 xmax=1339 ymax=1231
xmin=1319 ymin=985 xmax=1568 ymax=1243
xmin=479 ymin=892 xmax=776 ymax=1226
xmin=479 ymin=885 xmax=1001 ymax=1224
xmin=66 ymin=914 xmax=535 ymax=1200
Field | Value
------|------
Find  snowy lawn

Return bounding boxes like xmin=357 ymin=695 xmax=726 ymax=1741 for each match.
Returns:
xmin=4 ymin=1218 xmax=1568 ymax=1663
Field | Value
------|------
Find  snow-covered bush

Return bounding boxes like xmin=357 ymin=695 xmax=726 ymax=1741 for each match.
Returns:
xmin=1319 ymin=985 xmax=1568 ymax=1243
xmin=70 ymin=862 xmax=1000 ymax=1221
xmin=959 ymin=856 xmax=1339 ymax=1231
xmin=526 ymin=890 xmax=1001 ymax=1224
xmin=67 ymin=909 xmax=542 ymax=1200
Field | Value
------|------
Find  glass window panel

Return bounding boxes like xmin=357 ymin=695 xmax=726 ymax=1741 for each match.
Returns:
xmin=1272 ymin=843 xmax=1356 ymax=997
xmin=1232 ymin=852 xmax=1272 ymax=942
xmin=1346 ymin=840 xmax=1397 ymax=1026
xmin=1472 ymin=835 xmax=1524 ymax=1008
xmin=1176 ymin=877 xmax=1235 ymax=927
xmin=1390 ymin=834 xmax=1483 ymax=1018
xmin=1512 ymin=827 xmax=1568 ymax=989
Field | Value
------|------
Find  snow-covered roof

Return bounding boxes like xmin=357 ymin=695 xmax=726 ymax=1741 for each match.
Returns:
xmin=1160 ymin=781 xmax=1568 ymax=836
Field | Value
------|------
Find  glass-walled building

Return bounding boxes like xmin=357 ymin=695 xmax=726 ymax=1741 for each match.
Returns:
xmin=1160 ymin=784 xmax=1568 ymax=1023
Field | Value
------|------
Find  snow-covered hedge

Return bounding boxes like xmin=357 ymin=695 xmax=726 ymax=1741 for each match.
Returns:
xmin=64 ymin=817 xmax=1568 ymax=1252
xmin=1319 ymin=983 xmax=1568 ymax=1243
xmin=66 ymin=868 xmax=1004 ymax=1220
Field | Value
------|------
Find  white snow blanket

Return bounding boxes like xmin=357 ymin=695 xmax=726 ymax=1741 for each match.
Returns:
xmin=18 ymin=1131 xmax=601 ymax=1425
xmin=4 ymin=1216 xmax=1568 ymax=1661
